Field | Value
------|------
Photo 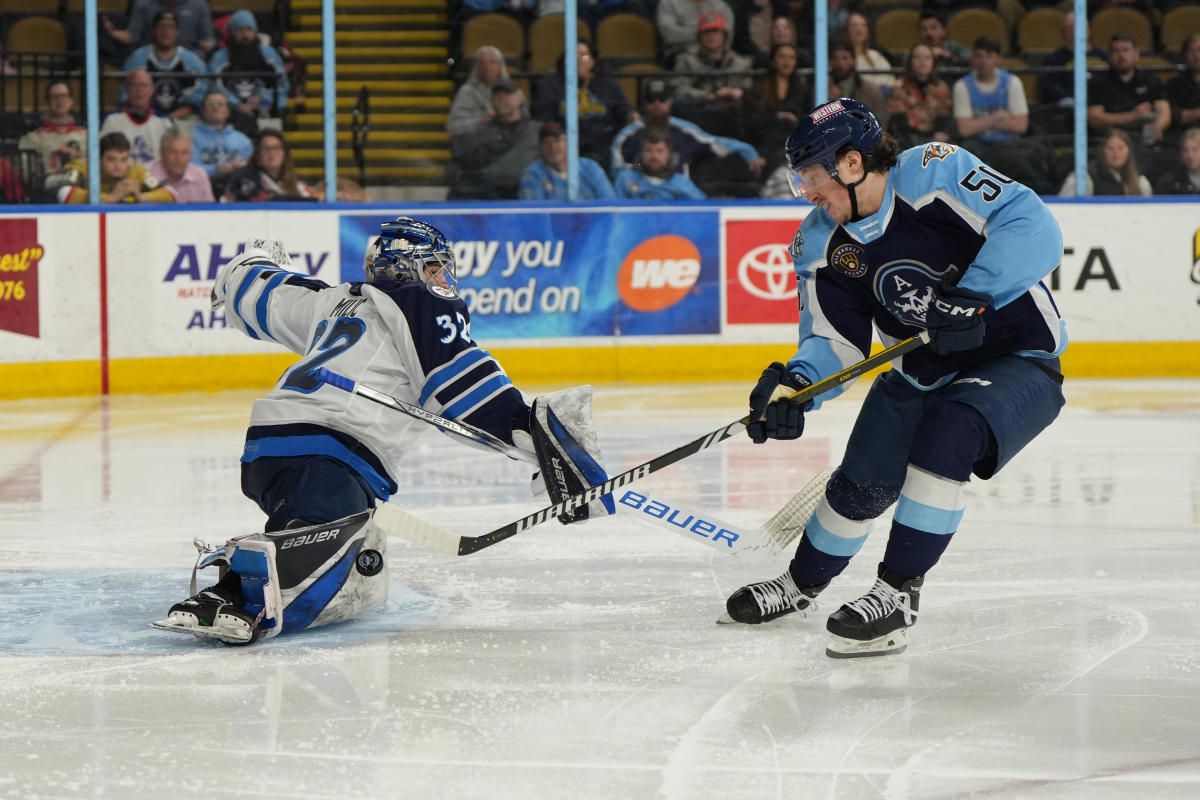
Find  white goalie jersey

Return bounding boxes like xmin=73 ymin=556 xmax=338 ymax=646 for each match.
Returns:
xmin=213 ymin=249 xmax=529 ymax=501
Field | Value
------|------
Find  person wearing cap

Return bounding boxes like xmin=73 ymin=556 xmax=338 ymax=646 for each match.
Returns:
xmin=122 ymin=11 xmax=209 ymax=120
xmin=102 ymin=0 xmax=217 ymax=56
xmin=672 ymin=11 xmax=755 ymax=126
xmin=208 ymin=10 xmax=289 ymax=136
xmin=448 ymin=80 xmax=540 ymax=199
xmin=610 ymin=78 xmax=764 ymax=196
xmin=657 ymin=0 xmax=736 ymax=65
xmin=612 ymin=128 xmax=706 ymax=200
xmin=532 ymin=40 xmax=633 ymax=170
xmin=519 ymin=122 xmax=616 ymax=201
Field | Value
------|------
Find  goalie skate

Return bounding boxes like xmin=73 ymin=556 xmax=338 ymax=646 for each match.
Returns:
xmin=151 ymin=586 xmax=262 ymax=645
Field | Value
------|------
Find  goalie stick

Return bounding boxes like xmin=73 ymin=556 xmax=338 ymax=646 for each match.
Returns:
xmin=314 ymin=368 xmax=768 ymax=555
xmin=323 ymin=332 xmax=930 ymax=556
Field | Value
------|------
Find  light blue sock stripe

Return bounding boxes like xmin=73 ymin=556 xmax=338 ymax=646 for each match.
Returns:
xmin=806 ymin=514 xmax=869 ymax=557
xmin=894 ymin=496 xmax=964 ymax=535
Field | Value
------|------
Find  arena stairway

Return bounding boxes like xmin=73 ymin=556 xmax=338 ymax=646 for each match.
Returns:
xmin=285 ymin=0 xmax=451 ymax=189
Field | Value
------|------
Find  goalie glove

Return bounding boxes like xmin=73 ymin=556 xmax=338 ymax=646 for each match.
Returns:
xmin=529 ymin=386 xmax=616 ymax=525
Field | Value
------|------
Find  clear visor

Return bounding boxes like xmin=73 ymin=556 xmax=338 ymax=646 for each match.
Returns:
xmin=786 ymin=163 xmax=837 ymax=199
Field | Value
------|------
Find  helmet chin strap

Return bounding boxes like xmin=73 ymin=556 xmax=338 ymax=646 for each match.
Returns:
xmin=833 ymin=171 xmax=870 ymax=222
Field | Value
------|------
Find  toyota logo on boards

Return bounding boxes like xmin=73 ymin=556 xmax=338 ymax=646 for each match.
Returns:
xmin=738 ymin=243 xmax=794 ymax=300
xmin=725 ymin=218 xmax=804 ymax=325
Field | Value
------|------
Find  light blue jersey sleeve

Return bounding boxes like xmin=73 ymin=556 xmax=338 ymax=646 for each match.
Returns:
xmin=893 ymin=145 xmax=1063 ymax=307
xmin=178 ymin=48 xmax=210 ymax=109
xmin=670 ymin=116 xmax=759 ymax=164
xmin=784 ymin=213 xmax=875 ymax=410
xmin=518 ymin=161 xmax=551 ymax=200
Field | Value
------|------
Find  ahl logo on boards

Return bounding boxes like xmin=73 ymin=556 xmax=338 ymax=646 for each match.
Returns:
xmin=0 ymin=218 xmax=44 ymax=339
xmin=617 ymin=235 xmax=701 ymax=312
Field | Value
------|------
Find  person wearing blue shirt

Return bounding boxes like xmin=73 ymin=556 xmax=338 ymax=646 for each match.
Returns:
xmin=519 ymin=122 xmax=616 ymax=201
xmin=190 ymin=90 xmax=254 ymax=196
xmin=720 ymin=99 xmax=1066 ymax=660
xmin=122 ymin=11 xmax=208 ymax=121
xmin=208 ymin=10 xmax=289 ymax=134
xmin=612 ymin=130 xmax=706 ymax=200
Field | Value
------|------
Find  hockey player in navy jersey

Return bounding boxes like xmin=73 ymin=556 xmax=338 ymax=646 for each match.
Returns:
xmin=721 ymin=98 xmax=1066 ymax=658
xmin=155 ymin=218 xmax=614 ymax=644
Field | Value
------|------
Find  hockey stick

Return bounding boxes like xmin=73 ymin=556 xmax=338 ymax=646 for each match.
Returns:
xmin=334 ymin=332 xmax=929 ymax=556
xmin=314 ymin=368 xmax=761 ymax=555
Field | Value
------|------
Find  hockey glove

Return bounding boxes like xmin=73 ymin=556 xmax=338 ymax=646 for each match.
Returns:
xmin=746 ymin=362 xmax=811 ymax=444
xmin=925 ymin=275 xmax=990 ymax=356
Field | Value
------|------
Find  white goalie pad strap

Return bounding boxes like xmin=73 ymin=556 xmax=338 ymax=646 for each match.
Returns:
xmin=226 ymin=511 xmax=388 ymax=640
xmin=530 ymin=385 xmax=615 ymax=522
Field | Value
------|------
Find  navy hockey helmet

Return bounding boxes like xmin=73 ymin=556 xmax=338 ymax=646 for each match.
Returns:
xmin=364 ymin=217 xmax=457 ymax=291
xmin=784 ymin=97 xmax=883 ymax=198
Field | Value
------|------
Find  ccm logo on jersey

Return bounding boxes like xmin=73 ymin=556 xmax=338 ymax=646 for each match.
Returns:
xmin=617 ymin=235 xmax=701 ymax=311
xmin=280 ymin=528 xmax=341 ymax=550
xmin=618 ymin=491 xmax=740 ymax=548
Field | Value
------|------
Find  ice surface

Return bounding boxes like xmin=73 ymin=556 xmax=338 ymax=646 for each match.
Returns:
xmin=1 ymin=381 xmax=1198 ymax=799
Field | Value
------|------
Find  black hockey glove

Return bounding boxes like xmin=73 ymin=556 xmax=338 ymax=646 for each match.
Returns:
xmin=746 ymin=362 xmax=811 ymax=444
xmin=925 ymin=274 xmax=990 ymax=356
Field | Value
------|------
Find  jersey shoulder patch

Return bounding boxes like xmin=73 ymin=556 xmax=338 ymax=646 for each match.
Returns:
xmin=918 ymin=142 xmax=958 ymax=168
xmin=427 ymin=283 xmax=459 ymax=300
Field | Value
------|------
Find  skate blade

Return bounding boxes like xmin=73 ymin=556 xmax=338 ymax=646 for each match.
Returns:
xmin=716 ymin=612 xmax=737 ymax=624
xmin=150 ymin=619 xmax=254 ymax=644
xmin=825 ymin=628 xmax=908 ymax=659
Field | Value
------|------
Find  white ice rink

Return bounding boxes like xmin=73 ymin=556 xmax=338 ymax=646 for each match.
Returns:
xmin=1 ymin=380 xmax=1198 ymax=799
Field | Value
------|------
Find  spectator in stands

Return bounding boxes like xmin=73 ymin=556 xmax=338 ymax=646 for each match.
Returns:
xmin=887 ymin=43 xmax=953 ymax=149
xmin=447 ymin=46 xmax=510 ymax=138
xmin=747 ymin=44 xmax=810 ymax=169
xmin=55 ymin=131 xmax=175 ymax=204
xmin=1041 ymin=12 xmax=1106 ymax=107
xmin=147 ymin=128 xmax=214 ymax=202
xmin=532 ymin=40 xmax=633 ymax=167
xmin=917 ymin=12 xmax=969 ymax=70
xmin=19 ymin=81 xmax=87 ymax=173
xmin=222 ymin=130 xmax=314 ymax=202
xmin=1087 ymin=33 xmax=1170 ymax=146
xmin=829 ymin=41 xmax=887 ymax=122
xmin=100 ymin=68 xmax=175 ymax=164
xmin=190 ymin=90 xmax=253 ymax=196
xmin=1155 ymin=127 xmax=1200 ymax=195
xmin=1166 ymin=33 xmax=1200 ymax=143
xmin=843 ymin=10 xmax=892 ymax=94
xmin=754 ymin=14 xmax=804 ymax=69
xmin=658 ymin=0 xmax=736 ymax=65
xmin=612 ymin=128 xmax=706 ymax=199
xmin=448 ymin=80 xmax=540 ymax=199
xmin=123 ymin=11 xmax=208 ymax=121
xmin=611 ymin=79 xmax=763 ymax=193
xmin=672 ymin=12 xmax=755 ymax=125
xmin=732 ymin=0 xmax=775 ymax=60
xmin=953 ymin=36 xmax=1050 ymax=193
xmin=519 ymin=122 xmax=616 ymax=200
xmin=312 ymin=176 xmax=369 ymax=202
xmin=102 ymin=0 xmax=217 ymax=56
xmin=210 ymin=10 xmax=290 ymax=138
xmin=1058 ymin=128 xmax=1152 ymax=196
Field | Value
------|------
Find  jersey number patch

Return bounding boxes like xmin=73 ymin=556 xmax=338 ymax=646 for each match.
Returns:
xmin=282 ymin=317 xmax=367 ymax=393
xmin=958 ymin=165 xmax=1013 ymax=202
xmin=436 ymin=312 xmax=472 ymax=345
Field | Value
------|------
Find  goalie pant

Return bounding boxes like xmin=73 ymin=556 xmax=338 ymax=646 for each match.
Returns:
xmin=192 ymin=510 xmax=389 ymax=641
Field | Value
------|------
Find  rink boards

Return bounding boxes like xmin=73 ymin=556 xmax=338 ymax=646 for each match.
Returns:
xmin=0 ymin=200 xmax=1197 ymax=397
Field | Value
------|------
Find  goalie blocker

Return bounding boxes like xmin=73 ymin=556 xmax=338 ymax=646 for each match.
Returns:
xmin=527 ymin=386 xmax=616 ymax=525
xmin=152 ymin=511 xmax=388 ymax=644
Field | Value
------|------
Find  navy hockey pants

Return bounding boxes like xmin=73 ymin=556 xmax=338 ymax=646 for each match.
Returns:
xmin=241 ymin=456 xmax=375 ymax=532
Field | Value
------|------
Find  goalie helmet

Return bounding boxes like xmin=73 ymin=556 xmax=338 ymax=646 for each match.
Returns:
xmin=364 ymin=217 xmax=457 ymax=291
xmin=784 ymin=97 xmax=882 ymax=197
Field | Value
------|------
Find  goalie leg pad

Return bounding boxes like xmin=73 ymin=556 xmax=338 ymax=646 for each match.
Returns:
xmin=224 ymin=510 xmax=388 ymax=640
xmin=530 ymin=386 xmax=615 ymax=524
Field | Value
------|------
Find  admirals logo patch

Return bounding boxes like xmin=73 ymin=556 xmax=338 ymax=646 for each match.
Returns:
xmin=429 ymin=284 xmax=458 ymax=299
xmin=789 ymin=227 xmax=804 ymax=261
xmin=921 ymin=142 xmax=958 ymax=168
xmin=874 ymin=260 xmax=941 ymax=326
xmin=831 ymin=243 xmax=868 ymax=278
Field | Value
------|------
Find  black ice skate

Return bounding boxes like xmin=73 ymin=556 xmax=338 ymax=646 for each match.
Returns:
xmin=718 ymin=571 xmax=829 ymax=624
xmin=152 ymin=574 xmax=261 ymax=645
xmin=825 ymin=563 xmax=922 ymax=659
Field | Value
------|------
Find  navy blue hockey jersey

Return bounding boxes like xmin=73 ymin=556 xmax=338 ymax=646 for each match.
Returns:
xmin=788 ymin=142 xmax=1067 ymax=406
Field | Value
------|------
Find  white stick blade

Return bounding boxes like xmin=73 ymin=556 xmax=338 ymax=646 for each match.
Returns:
xmin=761 ymin=468 xmax=833 ymax=551
xmin=372 ymin=503 xmax=462 ymax=557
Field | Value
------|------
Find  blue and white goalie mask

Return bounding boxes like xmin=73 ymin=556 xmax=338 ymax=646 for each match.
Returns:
xmin=364 ymin=217 xmax=458 ymax=292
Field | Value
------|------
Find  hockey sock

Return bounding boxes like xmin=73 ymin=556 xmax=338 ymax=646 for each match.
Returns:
xmin=789 ymin=497 xmax=873 ymax=587
xmin=883 ymin=465 xmax=966 ymax=578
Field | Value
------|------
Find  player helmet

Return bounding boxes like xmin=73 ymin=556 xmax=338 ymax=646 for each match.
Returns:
xmin=784 ymin=98 xmax=882 ymax=198
xmin=364 ymin=217 xmax=457 ymax=291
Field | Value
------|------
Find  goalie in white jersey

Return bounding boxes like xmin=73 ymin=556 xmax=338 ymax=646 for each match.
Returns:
xmin=155 ymin=218 xmax=614 ymax=645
